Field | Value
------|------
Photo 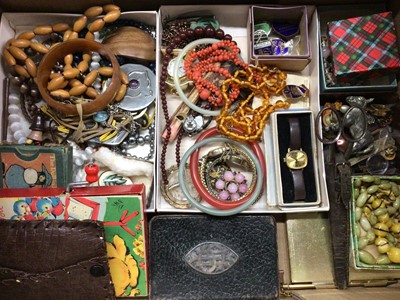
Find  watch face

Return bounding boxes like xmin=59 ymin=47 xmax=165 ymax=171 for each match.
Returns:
xmin=285 ymin=149 xmax=308 ymax=169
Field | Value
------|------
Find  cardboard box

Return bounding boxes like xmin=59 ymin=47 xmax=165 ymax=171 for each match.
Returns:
xmin=157 ymin=5 xmax=328 ymax=213
xmin=271 ymin=110 xmax=322 ymax=208
xmin=328 ymin=12 xmax=400 ymax=83
xmin=249 ymin=5 xmax=312 ymax=71
xmin=318 ymin=4 xmax=398 ymax=93
xmin=0 ymin=11 xmax=158 ymax=212
xmin=0 ymin=184 xmax=149 ymax=298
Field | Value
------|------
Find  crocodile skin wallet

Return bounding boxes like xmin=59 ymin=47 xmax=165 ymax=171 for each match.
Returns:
xmin=149 ymin=215 xmax=279 ymax=300
xmin=0 ymin=220 xmax=114 ymax=300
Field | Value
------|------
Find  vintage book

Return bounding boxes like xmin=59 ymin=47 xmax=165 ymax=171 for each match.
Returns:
xmin=0 ymin=184 xmax=148 ymax=298
xmin=0 ymin=144 xmax=72 ymax=188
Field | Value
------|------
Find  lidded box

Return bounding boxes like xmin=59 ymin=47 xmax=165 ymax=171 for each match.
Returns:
xmin=327 ymin=11 xmax=400 ymax=83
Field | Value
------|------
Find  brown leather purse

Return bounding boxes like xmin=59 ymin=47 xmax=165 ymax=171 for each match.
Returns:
xmin=0 ymin=220 xmax=115 ymax=299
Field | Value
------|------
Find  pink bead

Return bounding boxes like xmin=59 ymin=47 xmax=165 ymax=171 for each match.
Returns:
xmin=215 ymin=179 xmax=225 ymax=190
xmin=223 ymin=171 xmax=234 ymax=181
xmin=230 ymin=193 xmax=240 ymax=201
xmin=219 ymin=190 xmax=229 ymax=200
xmin=235 ymin=172 xmax=245 ymax=183
xmin=239 ymin=183 xmax=248 ymax=194
xmin=227 ymin=182 xmax=238 ymax=193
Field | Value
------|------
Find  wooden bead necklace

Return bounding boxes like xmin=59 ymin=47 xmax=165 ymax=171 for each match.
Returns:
xmin=160 ymin=25 xmax=232 ymax=185
xmin=216 ymin=65 xmax=291 ymax=142
xmin=183 ymin=40 xmax=247 ymax=106
xmin=2 ymin=4 xmax=127 ymax=112
xmin=3 ymin=4 xmax=121 ymax=79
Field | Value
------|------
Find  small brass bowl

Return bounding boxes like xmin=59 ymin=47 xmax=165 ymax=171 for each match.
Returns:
xmin=36 ymin=38 xmax=121 ymax=116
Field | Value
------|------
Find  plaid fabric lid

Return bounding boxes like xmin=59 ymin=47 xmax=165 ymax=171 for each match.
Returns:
xmin=328 ymin=11 xmax=400 ymax=77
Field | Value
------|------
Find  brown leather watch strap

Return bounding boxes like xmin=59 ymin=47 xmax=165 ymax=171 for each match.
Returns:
xmin=288 ymin=117 xmax=301 ymax=150
xmin=292 ymin=169 xmax=306 ymax=200
xmin=288 ymin=117 xmax=306 ymax=200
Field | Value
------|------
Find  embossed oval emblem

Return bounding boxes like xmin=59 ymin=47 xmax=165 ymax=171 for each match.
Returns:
xmin=184 ymin=242 xmax=239 ymax=275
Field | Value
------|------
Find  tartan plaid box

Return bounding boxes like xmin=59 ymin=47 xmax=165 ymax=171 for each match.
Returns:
xmin=328 ymin=11 xmax=400 ymax=83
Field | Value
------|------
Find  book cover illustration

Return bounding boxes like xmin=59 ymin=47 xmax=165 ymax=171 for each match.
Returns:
xmin=0 ymin=145 xmax=72 ymax=188
xmin=64 ymin=194 xmax=148 ymax=298
xmin=0 ymin=188 xmax=148 ymax=298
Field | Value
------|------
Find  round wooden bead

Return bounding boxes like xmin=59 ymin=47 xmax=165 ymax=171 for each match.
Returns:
xmin=77 ymin=61 xmax=89 ymax=73
xmin=103 ymin=4 xmax=120 ymax=12
xmin=68 ymin=31 xmax=79 ymax=40
xmin=115 ymin=83 xmax=127 ymax=101
xmin=86 ymin=87 xmax=99 ymax=98
xmin=84 ymin=70 xmax=98 ymax=86
xmin=69 ymin=84 xmax=87 ymax=96
xmin=63 ymin=68 xmax=80 ymax=79
xmin=63 ymin=30 xmax=72 ymax=41
xmin=98 ymin=66 xmax=113 ymax=77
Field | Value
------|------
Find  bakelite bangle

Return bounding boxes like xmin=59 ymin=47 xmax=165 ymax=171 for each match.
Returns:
xmin=189 ymin=127 xmax=266 ymax=210
xmin=173 ymin=38 xmax=222 ymax=117
xmin=179 ymin=137 xmax=264 ymax=216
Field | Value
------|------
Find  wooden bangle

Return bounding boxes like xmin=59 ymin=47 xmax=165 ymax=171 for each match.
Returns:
xmin=36 ymin=39 xmax=121 ymax=116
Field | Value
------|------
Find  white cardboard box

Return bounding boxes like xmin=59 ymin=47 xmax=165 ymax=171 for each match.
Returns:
xmin=156 ymin=5 xmax=329 ymax=213
xmin=0 ymin=11 xmax=158 ymax=212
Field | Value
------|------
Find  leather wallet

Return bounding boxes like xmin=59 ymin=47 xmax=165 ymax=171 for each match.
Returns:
xmin=149 ymin=215 xmax=279 ymax=300
xmin=0 ymin=220 xmax=115 ymax=300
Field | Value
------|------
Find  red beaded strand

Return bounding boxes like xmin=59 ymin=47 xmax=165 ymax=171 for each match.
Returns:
xmin=183 ymin=40 xmax=247 ymax=106
xmin=160 ymin=25 xmax=232 ymax=185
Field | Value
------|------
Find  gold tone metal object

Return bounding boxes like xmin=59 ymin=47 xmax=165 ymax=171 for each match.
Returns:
xmin=284 ymin=148 xmax=308 ymax=169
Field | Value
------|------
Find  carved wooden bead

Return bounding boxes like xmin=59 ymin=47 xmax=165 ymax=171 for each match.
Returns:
xmin=84 ymin=70 xmax=98 ymax=86
xmin=3 ymin=49 xmax=16 ymax=66
xmin=69 ymin=78 xmax=82 ymax=87
xmin=73 ymin=16 xmax=88 ymax=32
xmin=18 ymin=31 xmax=35 ymax=40
xmin=82 ymin=53 xmax=91 ymax=62
xmin=8 ymin=46 xmax=27 ymax=61
xmin=34 ymin=25 xmax=53 ymax=35
xmin=69 ymin=84 xmax=87 ymax=96
xmin=88 ymin=18 xmax=105 ymax=33
xmin=64 ymin=54 xmax=73 ymax=65
xmin=103 ymin=10 xmax=121 ymax=23
xmin=14 ymin=65 xmax=30 ymax=78
xmin=77 ymin=61 xmax=89 ymax=73
xmin=85 ymin=32 xmax=95 ymax=41
xmin=52 ymin=23 xmax=70 ymax=33
xmin=63 ymin=30 xmax=72 ymax=41
xmin=30 ymin=42 xmax=49 ymax=54
xmin=50 ymin=89 xmax=70 ymax=98
xmin=68 ymin=31 xmax=79 ymax=40
xmin=63 ymin=68 xmax=80 ymax=79
xmin=121 ymin=71 xmax=129 ymax=84
xmin=103 ymin=4 xmax=120 ymax=12
xmin=98 ymin=66 xmax=113 ymax=77
xmin=50 ymin=72 xmax=63 ymax=79
xmin=84 ymin=6 xmax=103 ymax=18
xmin=115 ymin=84 xmax=127 ymax=101
xmin=63 ymin=64 xmax=72 ymax=71
xmin=25 ymin=58 xmax=37 ymax=77
xmin=11 ymin=39 xmax=31 ymax=48
xmin=48 ymin=76 xmax=66 ymax=91
xmin=86 ymin=87 xmax=99 ymax=98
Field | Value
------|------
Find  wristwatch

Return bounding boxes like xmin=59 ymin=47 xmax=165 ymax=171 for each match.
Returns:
xmin=284 ymin=117 xmax=307 ymax=200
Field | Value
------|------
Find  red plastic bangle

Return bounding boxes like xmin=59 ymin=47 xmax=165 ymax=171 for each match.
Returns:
xmin=189 ymin=127 xmax=266 ymax=209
